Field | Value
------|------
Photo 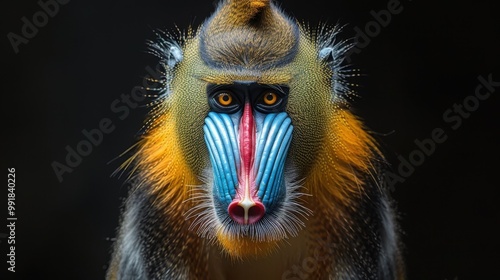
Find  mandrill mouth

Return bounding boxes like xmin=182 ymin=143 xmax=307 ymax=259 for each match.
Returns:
xmin=185 ymin=168 xmax=310 ymax=256
xmin=184 ymin=85 xmax=311 ymax=252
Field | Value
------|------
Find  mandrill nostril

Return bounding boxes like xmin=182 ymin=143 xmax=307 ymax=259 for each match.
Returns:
xmin=228 ymin=201 xmax=265 ymax=225
xmin=228 ymin=203 xmax=245 ymax=224
xmin=247 ymin=203 xmax=265 ymax=224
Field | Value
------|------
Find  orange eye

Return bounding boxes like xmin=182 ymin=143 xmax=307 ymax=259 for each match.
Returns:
xmin=217 ymin=92 xmax=233 ymax=106
xmin=263 ymin=92 xmax=278 ymax=105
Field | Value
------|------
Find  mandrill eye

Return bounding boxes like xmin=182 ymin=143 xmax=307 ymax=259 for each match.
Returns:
xmin=262 ymin=92 xmax=278 ymax=105
xmin=208 ymin=88 xmax=242 ymax=114
xmin=254 ymin=87 xmax=288 ymax=113
xmin=217 ymin=92 xmax=233 ymax=106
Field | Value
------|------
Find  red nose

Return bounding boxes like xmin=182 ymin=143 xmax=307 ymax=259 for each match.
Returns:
xmin=227 ymin=101 xmax=265 ymax=224
xmin=228 ymin=200 xmax=265 ymax=225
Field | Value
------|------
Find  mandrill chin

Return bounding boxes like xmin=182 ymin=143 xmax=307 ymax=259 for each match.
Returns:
xmin=107 ymin=0 xmax=406 ymax=279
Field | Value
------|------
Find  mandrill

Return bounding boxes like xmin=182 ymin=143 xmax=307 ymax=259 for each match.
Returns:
xmin=107 ymin=0 xmax=406 ymax=279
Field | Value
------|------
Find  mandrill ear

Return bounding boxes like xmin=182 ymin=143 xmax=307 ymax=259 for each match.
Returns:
xmin=315 ymin=24 xmax=361 ymax=100
xmin=146 ymin=30 xmax=184 ymax=68
xmin=134 ymin=29 xmax=189 ymax=135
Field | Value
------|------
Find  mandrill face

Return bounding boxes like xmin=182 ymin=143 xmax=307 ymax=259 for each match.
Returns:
xmin=171 ymin=48 xmax=326 ymax=258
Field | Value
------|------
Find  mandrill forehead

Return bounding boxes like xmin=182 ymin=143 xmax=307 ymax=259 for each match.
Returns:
xmin=200 ymin=70 xmax=292 ymax=85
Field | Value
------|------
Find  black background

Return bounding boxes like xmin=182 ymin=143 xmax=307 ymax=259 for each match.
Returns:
xmin=2 ymin=0 xmax=499 ymax=279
